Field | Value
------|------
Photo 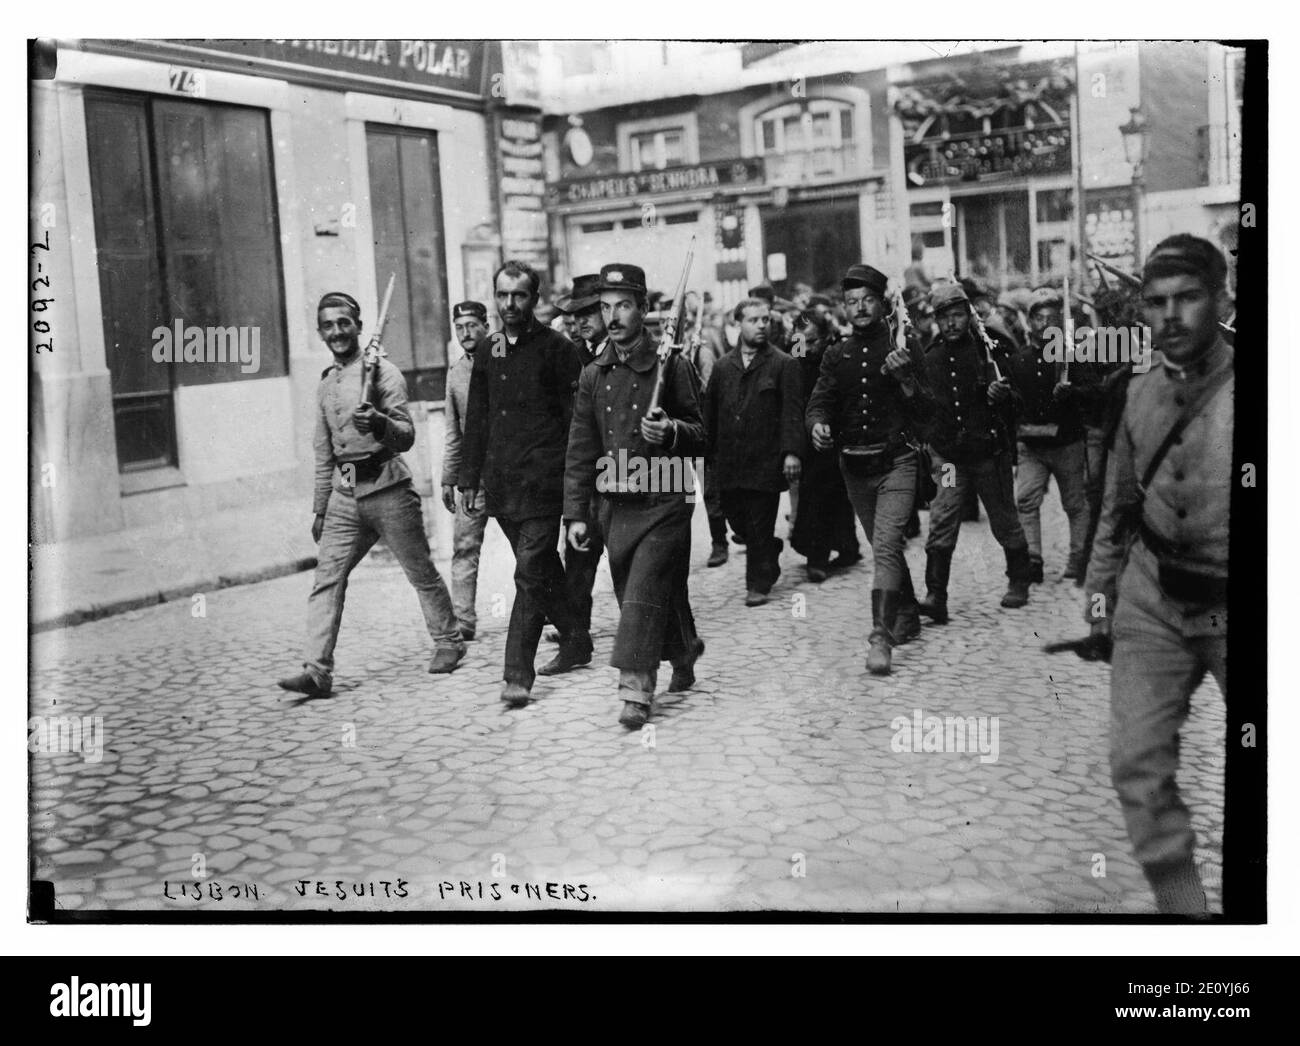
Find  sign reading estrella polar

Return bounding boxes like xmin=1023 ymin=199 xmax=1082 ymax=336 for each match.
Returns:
xmin=549 ymin=158 xmax=765 ymax=206
xmin=176 ymin=39 xmax=485 ymax=94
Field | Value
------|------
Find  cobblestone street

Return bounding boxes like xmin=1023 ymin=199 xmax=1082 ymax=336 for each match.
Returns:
xmin=29 ymin=495 xmax=1226 ymax=915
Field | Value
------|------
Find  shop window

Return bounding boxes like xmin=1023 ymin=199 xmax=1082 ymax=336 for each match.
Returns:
xmin=85 ymin=90 xmax=287 ymax=474
xmin=366 ymin=125 xmax=452 ymax=402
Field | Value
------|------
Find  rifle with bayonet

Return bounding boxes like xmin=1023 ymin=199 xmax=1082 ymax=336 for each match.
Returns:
xmin=360 ymin=272 xmax=398 ymax=407
xmin=645 ymin=235 xmax=696 ymax=420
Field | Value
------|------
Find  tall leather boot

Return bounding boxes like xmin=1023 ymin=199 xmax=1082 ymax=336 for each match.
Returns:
xmin=1001 ymin=546 xmax=1032 ymax=608
xmin=894 ymin=570 xmax=922 ymax=644
xmin=866 ymin=589 xmax=897 ymax=675
xmin=918 ymin=549 xmax=952 ymax=624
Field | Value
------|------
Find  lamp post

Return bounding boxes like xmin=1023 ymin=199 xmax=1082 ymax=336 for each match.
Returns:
xmin=1118 ymin=106 xmax=1149 ymax=263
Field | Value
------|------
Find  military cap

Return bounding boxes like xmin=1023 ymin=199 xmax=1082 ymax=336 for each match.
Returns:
xmin=807 ymin=294 xmax=834 ymax=309
xmin=1142 ymin=234 xmax=1229 ymax=293
xmin=841 ymin=264 xmax=889 ymax=295
xmin=1027 ymin=287 xmax=1064 ymax=314
xmin=599 ymin=263 xmax=648 ymax=294
xmin=452 ymin=300 xmax=487 ymax=322
xmin=560 ymin=274 xmax=603 ymax=314
xmin=318 ymin=291 xmax=361 ymax=317
xmin=929 ymin=280 xmax=969 ymax=313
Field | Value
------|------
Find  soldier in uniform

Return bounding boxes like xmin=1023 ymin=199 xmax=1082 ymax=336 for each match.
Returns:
xmin=1009 ymin=287 xmax=1100 ymax=582
xmin=705 ymin=297 xmax=804 ymax=606
xmin=458 ymin=261 xmax=591 ymax=707
xmin=789 ymin=295 xmax=861 ymax=581
xmin=1084 ymin=235 xmax=1234 ymax=916
xmin=278 ymin=292 xmax=464 ymax=698
xmin=917 ymin=281 xmax=1034 ymax=619
xmin=564 ymin=263 xmax=707 ymax=729
xmin=806 ymin=264 xmax=928 ymax=675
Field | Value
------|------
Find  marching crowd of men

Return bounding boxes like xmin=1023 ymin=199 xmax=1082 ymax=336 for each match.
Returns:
xmin=278 ymin=233 xmax=1234 ymax=916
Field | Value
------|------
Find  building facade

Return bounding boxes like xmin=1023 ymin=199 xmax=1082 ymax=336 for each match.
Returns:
xmin=539 ymin=41 xmax=1244 ymax=307
xmin=30 ymin=38 xmax=534 ymax=545
xmin=540 ymin=44 xmax=899 ymax=311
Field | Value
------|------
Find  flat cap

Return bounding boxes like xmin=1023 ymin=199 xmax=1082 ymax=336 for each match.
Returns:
xmin=599 ymin=263 xmax=648 ymax=294
xmin=452 ymin=300 xmax=487 ymax=322
xmin=841 ymin=264 xmax=888 ymax=295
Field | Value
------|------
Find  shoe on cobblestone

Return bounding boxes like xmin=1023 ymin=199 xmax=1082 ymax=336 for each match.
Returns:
xmin=707 ymin=543 xmax=729 ymax=567
xmin=744 ymin=590 xmax=769 ymax=606
xmin=893 ymin=603 xmax=922 ymax=644
xmin=427 ymin=643 xmax=466 ymax=674
xmin=458 ymin=625 xmax=476 ymax=642
xmin=830 ymin=550 xmax=862 ymax=571
xmin=277 ymin=671 xmax=330 ymax=698
xmin=918 ymin=594 xmax=949 ymax=624
xmin=668 ymin=638 xmax=705 ymax=693
xmin=806 ymin=563 xmax=829 ymax=583
xmin=500 ymin=682 xmax=531 ymax=708
xmin=618 ymin=700 xmax=651 ymax=728
xmin=1001 ymin=580 xmax=1030 ymax=608
xmin=538 ymin=635 xmax=594 ymax=676
xmin=1029 ymin=557 xmax=1045 ymax=584
xmin=1063 ymin=554 xmax=1083 ymax=581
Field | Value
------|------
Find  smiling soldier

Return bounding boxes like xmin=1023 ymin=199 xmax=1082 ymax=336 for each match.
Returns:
xmin=278 ymin=291 xmax=464 ymax=698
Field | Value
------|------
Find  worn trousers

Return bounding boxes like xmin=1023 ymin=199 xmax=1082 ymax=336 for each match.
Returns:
xmin=597 ymin=495 xmax=699 ymax=675
xmin=839 ymin=450 xmax=916 ymax=592
xmin=1015 ymin=439 xmax=1090 ymax=562
xmin=451 ymin=496 xmax=489 ymax=630
xmin=305 ymin=482 xmax=458 ymax=681
xmin=1082 ymin=425 xmax=1108 ymax=569
xmin=1110 ymin=541 xmax=1228 ymax=869
xmin=496 ymin=515 xmax=580 ymax=689
xmin=720 ymin=488 xmax=781 ymax=594
xmin=925 ymin=449 xmax=1029 ymax=555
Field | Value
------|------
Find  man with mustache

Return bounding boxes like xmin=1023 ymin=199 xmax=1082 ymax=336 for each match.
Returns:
xmin=278 ymin=291 xmax=464 ymax=698
xmin=917 ymin=281 xmax=1033 ymax=618
xmin=564 ymin=263 xmax=707 ymax=728
xmin=459 ymin=261 xmax=591 ymax=707
xmin=705 ymin=298 xmax=804 ymax=606
xmin=1084 ymin=235 xmax=1234 ymax=916
xmin=806 ymin=265 xmax=928 ymax=675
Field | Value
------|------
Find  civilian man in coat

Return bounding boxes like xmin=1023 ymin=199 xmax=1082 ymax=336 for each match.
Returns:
xmin=459 ymin=261 xmax=591 ymax=708
xmin=705 ymin=297 xmax=804 ymax=606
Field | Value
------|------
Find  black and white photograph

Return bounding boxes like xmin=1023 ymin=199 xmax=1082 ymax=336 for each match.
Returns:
xmin=25 ymin=32 xmax=1267 ymax=927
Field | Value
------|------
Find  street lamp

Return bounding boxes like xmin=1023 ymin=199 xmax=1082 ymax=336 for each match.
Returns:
xmin=1118 ymin=106 xmax=1149 ymax=260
